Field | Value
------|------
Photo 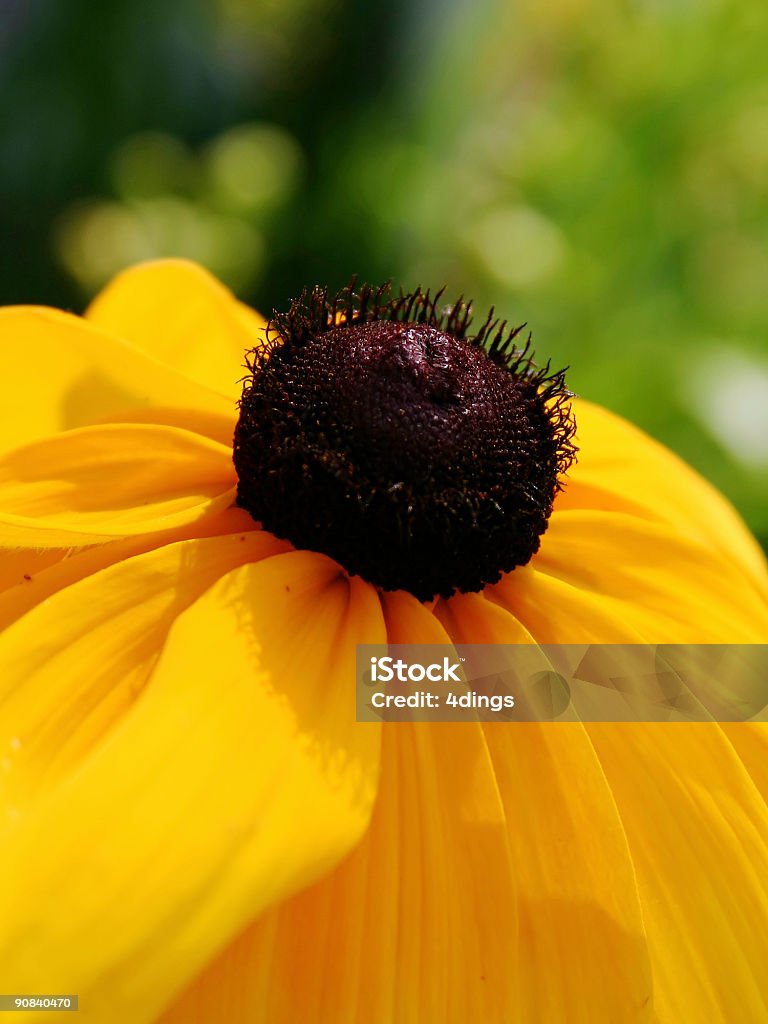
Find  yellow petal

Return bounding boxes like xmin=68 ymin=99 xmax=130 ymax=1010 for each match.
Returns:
xmin=160 ymin=590 xmax=520 ymax=1024
xmin=440 ymin=594 xmax=656 ymax=1022
xmin=0 ymin=506 xmax=260 ymax=630
xmin=722 ymin=723 xmax=768 ymax=802
xmin=561 ymin=399 xmax=768 ymax=595
xmin=490 ymin=563 xmax=648 ymax=643
xmin=435 ymin=589 xmax=536 ymax=643
xmin=0 ymin=551 xmax=384 ymax=1024
xmin=481 ymin=502 xmax=768 ymax=1019
xmin=0 ymin=306 xmax=234 ymax=453
xmin=0 ymin=530 xmax=289 ymax=806
xmin=590 ymin=724 xmax=768 ymax=1022
xmin=529 ymin=509 xmax=768 ymax=642
xmin=0 ymin=548 xmax=71 ymax=594
xmin=486 ymin=722 xmax=656 ymax=1021
xmin=0 ymin=423 xmax=235 ymax=547
xmin=86 ymin=259 xmax=267 ymax=403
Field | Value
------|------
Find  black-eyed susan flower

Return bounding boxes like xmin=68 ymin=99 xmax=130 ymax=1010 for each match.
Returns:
xmin=0 ymin=259 xmax=766 ymax=1023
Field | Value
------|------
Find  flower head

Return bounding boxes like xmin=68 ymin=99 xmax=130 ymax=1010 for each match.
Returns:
xmin=234 ymin=280 xmax=576 ymax=598
xmin=0 ymin=260 xmax=766 ymax=1023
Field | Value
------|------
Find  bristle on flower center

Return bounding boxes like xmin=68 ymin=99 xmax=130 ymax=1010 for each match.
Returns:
xmin=233 ymin=281 xmax=577 ymax=601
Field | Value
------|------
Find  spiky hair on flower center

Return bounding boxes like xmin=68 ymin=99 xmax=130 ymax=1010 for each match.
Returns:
xmin=233 ymin=280 xmax=577 ymax=601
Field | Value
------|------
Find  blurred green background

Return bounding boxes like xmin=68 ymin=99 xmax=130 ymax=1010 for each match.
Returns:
xmin=2 ymin=0 xmax=767 ymax=549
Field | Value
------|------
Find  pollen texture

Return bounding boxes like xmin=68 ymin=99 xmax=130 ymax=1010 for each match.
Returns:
xmin=233 ymin=283 xmax=576 ymax=600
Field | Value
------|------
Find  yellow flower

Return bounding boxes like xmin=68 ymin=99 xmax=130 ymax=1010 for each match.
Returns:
xmin=0 ymin=259 xmax=766 ymax=1023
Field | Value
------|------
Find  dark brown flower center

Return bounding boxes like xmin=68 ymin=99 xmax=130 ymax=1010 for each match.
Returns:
xmin=233 ymin=282 xmax=576 ymax=600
